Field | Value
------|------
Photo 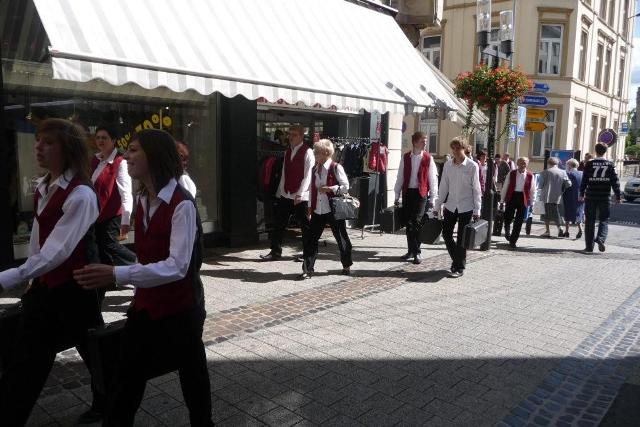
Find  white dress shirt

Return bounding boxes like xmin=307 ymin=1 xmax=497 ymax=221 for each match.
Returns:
xmin=0 ymin=170 xmax=99 ymax=291
xmin=500 ymin=170 xmax=536 ymax=204
xmin=313 ymin=160 xmax=349 ymax=215
xmin=276 ymin=143 xmax=315 ymax=201
xmin=114 ymin=179 xmax=196 ymax=289
xmin=435 ymin=157 xmax=482 ymax=215
xmin=178 ymin=173 xmax=197 ymax=198
xmin=91 ymin=148 xmax=133 ymax=226
xmin=393 ymin=151 xmax=439 ymax=204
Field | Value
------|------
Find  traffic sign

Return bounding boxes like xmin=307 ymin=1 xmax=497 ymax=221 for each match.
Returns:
xmin=621 ymin=122 xmax=629 ymax=134
xmin=525 ymin=122 xmax=547 ymax=132
xmin=532 ymin=82 xmax=550 ymax=93
xmin=520 ymin=95 xmax=549 ymax=106
xmin=517 ymin=106 xmax=526 ymax=137
xmin=598 ymin=128 xmax=617 ymax=146
xmin=526 ymin=108 xmax=546 ymax=119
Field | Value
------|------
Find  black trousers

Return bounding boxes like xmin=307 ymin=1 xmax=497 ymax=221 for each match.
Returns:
xmin=0 ymin=281 xmax=102 ymax=426
xmin=302 ymin=213 xmax=353 ymax=273
xmin=504 ymin=192 xmax=526 ymax=244
xmin=103 ymin=308 xmax=212 ymax=427
xmin=95 ymin=215 xmax=136 ymax=267
xmin=403 ymin=189 xmax=428 ymax=255
xmin=269 ymin=197 xmax=310 ymax=255
xmin=442 ymin=208 xmax=473 ymax=271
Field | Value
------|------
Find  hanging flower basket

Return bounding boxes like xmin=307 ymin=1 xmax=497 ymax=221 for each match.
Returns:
xmin=453 ymin=64 xmax=532 ymax=127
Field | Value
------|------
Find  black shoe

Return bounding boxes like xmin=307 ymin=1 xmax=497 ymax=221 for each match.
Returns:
xmin=260 ymin=252 xmax=281 ymax=261
xmin=77 ymin=408 xmax=103 ymax=424
xmin=447 ymin=269 xmax=462 ymax=278
xmin=582 ymin=248 xmax=594 ymax=254
xmin=596 ymin=239 xmax=606 ymax=252
xmin=576 ymin=230 xmax=583 ymax=239
xmin=341 ymin=267 xmax=351 ymax=275
xmin=293 ymin=253 xmax=303 ymax=262
xmin=298 ymin=272 xmax=312 ymax=280
xmin=509 ymin=241 xmax=517 ymax=249
xmin=558 ymin=229 xmax=564 ymax=238
xmin=563 ymin=231 xmax=570 ymax=238
xmin=413 ymin=254 xmax=422 ymax=265
xmin=400 ymin=252 xmax=414 ymax=261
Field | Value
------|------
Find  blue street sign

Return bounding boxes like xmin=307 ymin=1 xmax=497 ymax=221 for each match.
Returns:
xmin=621 ymin=122 xmax=629 ymax=134
xmin=517 ymin=106 xmax=526 ymax=137
xmin=532 ymin=82 xmax=550 ymax=93
xmin=520 ymin=95 xmax=549 ymax=106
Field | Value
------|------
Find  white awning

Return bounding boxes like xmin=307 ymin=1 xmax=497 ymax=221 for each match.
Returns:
xmin=32 ymin=0 xmax=459 ymax=114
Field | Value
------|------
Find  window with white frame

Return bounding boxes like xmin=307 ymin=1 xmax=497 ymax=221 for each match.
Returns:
xmin=607 ymin=0 xmax=615 ymax=27
xmin=594 ymin=42 xmax=604 ymax=89
xmin=531 ymin=109 xmax=556 ymax=157
xmin=618 ymin=56 xmax=626 ymax=97
xmin=573 ymin=110 xmax=583 ymax=151
xmin=603 ymin=46 xmax=612 ymax=93
xmin=538 ymin=25 xmax=563 ymax=75
xmin=590 ymin=114 xmax=599 ymax=148
xmin=419 ymin=119 xmax=439 ymax=154
xmin=622 ymin=0 xmax=630 ymax=38
xmin=578 ymin=29 xmax=588 ymax=81
xmin=422 ymin=36 xmax=441 ymax=69
xmin=599 ymin=0 xmax=608 ymax=19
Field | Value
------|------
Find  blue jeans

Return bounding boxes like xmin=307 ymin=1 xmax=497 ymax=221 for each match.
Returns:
xmin=584 ymin=199 xmax=610 ymax=250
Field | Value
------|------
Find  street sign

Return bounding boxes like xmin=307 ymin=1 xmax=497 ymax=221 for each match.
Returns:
xmin=517 ymin=106 xmax=526 ymax=137
xmin=525 ymin=122 xmax=547 ymax=132
xmin=532 ymin=82 xmax=550 ymax=93
xmin=520 ymin=95 xmax=549 ymax=106
xmin=526 ymin=108 xmax=546 ymax=120
xmin=621 ymin=122 xmax=629 ymax=134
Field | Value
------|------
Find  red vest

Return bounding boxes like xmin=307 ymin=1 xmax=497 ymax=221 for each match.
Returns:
xmin=310 ymin=162 xmax=338 ymax=211
xmin=91 ymin=154 xmax=124 ymax=223
xmin=35 ymin=175 xmax=94 ymax=288
xmin=284 ymin=144 xmax=308 ymax=194
xmin=402 ymin=152 xmax=431 ymax=198
xmin=505 ymin=169 xmax=533 ymax=206
xmin=133 ymin=186 xmax=197 ymax=320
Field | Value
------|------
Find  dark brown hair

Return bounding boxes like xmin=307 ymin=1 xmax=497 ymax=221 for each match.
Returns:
xmin=411 ymin=132 xmax=426 ymax=143
xmin=132 ymin=129 xmax=182 ymax=194
xmin=175 ymin=141 xmax=190 ymax=170
xmin=36 ymin=118 xmax=90 ymax=184
xmin=95 ymin=123 xmax=118 ymax=140
xmin=595 ymin=143 xmax=607 ymax=156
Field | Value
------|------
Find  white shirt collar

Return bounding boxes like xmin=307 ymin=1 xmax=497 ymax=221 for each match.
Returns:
xmin=595 ymin=156 xmax=606 ymax=160
xmin=321 ymin=159 xmax=332 ymax=170
xmin=157 ymin=178 xmax=178 ymax=204
xmin=96 ymin=148 xmax=118 ymax=164
xmin=36 ymin=169 xmax=76 ymax=194
xmin=410 ymin=150 xmax=424 ymax=157
xmin=452 ymin=156 xmax=469 ymax=167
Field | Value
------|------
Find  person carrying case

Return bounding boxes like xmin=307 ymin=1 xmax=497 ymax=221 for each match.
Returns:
xmin=420 ymin=212 xmax=443 ymax=244
xmin=462 ymin=219 xmax=489 ymax=250
xmin=381 ymin=205 xmax=404 ymax=233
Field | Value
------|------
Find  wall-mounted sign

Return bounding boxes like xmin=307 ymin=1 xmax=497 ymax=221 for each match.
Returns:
xmin=597 ymin=128 xmax=617 ymax=147
xmin=525 ymin=122 xmax=547 ymax=132
xmin=526 ymin=108 xmax=546 ymax=120
xmin=520 ymin=95 xmax=549 ymax=107
xmin=532 ymin=82 xmax=550 ymax=93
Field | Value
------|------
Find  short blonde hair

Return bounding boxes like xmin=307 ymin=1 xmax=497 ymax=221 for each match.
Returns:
xmin=566 ymin=158 xmax=579 ymax=169
xmin=548 ymin=156 xmax=559 ymax=166
xmin=313 ymin=139 xmax=334 ymax=158
xmin=517 ymin=156 xmax=529 ymax=164
xmin=450 ymin=136 xmax=470 ymax=151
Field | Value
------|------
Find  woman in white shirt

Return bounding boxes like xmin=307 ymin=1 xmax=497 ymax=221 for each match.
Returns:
xmin=0 ymin=118 xmax=102 ymax=425
xmin=74 ymin=129 xmax=212 ymax=426
xmin=300 ymin=139 xmax=352 ymax=279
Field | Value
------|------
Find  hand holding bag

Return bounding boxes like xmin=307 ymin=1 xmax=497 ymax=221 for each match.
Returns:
xmin=329 ymin=195 xmax=360 ymax=221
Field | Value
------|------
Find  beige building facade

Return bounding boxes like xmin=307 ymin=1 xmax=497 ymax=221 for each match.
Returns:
xmin=431 ymin=0 xmax=635 ymax=172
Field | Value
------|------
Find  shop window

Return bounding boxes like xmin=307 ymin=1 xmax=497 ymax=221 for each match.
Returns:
xmin=538 ymin=25 xmax=563 ymax=75
xmin=531 ymin=109 xmax=556 ymax=157
xmin=422 ymin=36 xmax=441 ymax=69
xmin=573 ymin=110 xmax=583 ymax=151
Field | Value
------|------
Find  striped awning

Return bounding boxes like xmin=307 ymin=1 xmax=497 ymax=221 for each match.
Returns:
xmin=32 ymin=0 xmax=459 ymax=114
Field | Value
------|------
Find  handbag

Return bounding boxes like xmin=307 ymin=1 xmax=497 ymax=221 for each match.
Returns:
xmin=420 ymin=214 xmax=443 ymax=244
xmin=533 ymin=200 xmax=545 ymax=215
xmin=329 ymin=195 xmax=360 ymax=221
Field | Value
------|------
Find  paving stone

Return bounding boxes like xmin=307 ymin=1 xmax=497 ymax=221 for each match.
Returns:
xmin=139 ymin=393 xmax=182 ymax=416
xmin=295 ymin=400 xmax=338 ymax=424
xmin=259 ymin=406 xmax=303 ymax=427
xmin=236 ymin=395 xmax=280 ymax=417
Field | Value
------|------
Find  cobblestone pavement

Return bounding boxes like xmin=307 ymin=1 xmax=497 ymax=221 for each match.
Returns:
xmin=2 ymin=223 xmax=640 ymax=426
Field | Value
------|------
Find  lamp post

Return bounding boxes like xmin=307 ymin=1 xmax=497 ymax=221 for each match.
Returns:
xmin=476 ymin=0 xmax=514 ymax=251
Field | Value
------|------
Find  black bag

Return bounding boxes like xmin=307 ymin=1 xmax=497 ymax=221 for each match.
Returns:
xmin=493 ymin=208 xmax=504 ymax=236
xmin=420 ymin=215 xmax=443 ymax=244
xmin=462 ymin=219 xmax=489 ymax=250
xmin=329 ymin=195 xmax=360 ymax=221
xmin=87 ymin=319 xmax=176 ymax=395
xmin=381 ymin=206 xmax=404 ymax=233
xmin=0 ymin=303 xmax=22 ymax=373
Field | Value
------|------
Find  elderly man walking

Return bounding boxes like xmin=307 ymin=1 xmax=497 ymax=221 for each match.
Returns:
xmin=538 ymin=156 xmax=572 ymax=238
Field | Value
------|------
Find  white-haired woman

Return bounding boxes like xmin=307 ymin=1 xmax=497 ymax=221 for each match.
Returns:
xmin=300 ymin=139 xmax=352 ymax=279
xmin=562 ymin=158 xmax=584 ymax=239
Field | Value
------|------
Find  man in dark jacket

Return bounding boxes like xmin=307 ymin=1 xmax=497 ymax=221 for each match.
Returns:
xmin=579 ymin=143 xmax=621 ymax=253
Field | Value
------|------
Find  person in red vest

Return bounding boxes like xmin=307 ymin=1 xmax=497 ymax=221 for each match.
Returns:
xmin=260 ymin=124 xmax=314 ymax=261
xmin=500 ymin=157 xmax=536 ymax=249
xmin=393 ymin=131 xmax=439 ymax=265
xmin=74 ymin=129 xmax=212 ymax=426
xmin=0 ymin=118 xmax=102 ymax=426
xmin=300 ymin=139 xmax=352 ymax=279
